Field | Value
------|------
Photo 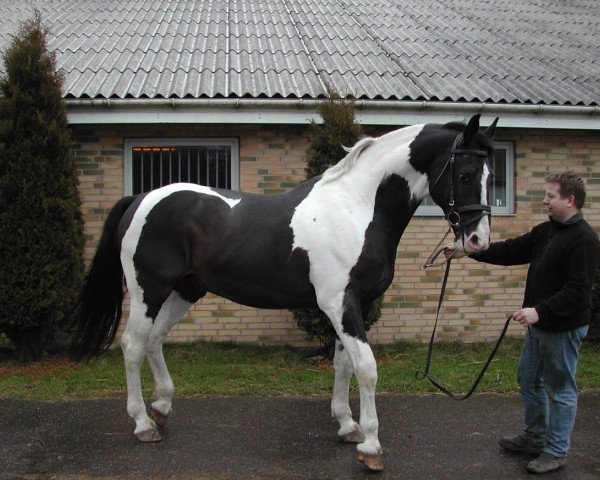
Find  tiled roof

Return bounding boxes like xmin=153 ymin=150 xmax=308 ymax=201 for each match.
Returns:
xmin=0 ymin=0 xmax=598 ymax=105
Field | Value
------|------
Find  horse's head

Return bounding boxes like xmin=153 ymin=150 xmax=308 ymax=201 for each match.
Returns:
xmin=428 ymin=114 xmax=498 ymax=255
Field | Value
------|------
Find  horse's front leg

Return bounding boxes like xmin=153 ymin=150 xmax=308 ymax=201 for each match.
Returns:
xmin=331 ymin=339 xmax=364 ymax=443
xmin=350 ymin=338 xmax=383 ymax=472
xmin=324 ymin=300 xmax=383 ymax=472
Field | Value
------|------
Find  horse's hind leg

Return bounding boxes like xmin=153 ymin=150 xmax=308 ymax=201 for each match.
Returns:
xmin=331 ymin=339 xmax=364 ymax=443
xmin=146 ymin=291 xmax=193 ymax=427
xmin=120 ymin=297 xmax=161 ymax=442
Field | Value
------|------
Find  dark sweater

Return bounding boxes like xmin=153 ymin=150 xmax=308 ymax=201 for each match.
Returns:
xmin=470 ymin=213 xmax=599 ymax=332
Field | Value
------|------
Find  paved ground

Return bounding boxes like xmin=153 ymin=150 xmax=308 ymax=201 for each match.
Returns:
xmin=0 ymin=393 xmax=599 ymax=480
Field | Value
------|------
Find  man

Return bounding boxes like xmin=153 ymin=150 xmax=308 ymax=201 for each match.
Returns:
xmin=445 ymin=171 xmax=599 ymax=474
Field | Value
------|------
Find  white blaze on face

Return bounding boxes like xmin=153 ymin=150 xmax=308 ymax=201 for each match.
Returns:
xmin=464 ymin=162 xmax=491 ymax=252
xmin=481 ymin=162 xmax=490 ymax=207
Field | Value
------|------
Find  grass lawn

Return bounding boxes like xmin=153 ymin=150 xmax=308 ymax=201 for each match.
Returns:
xmin=0 ymin=338 xmax=599 ymax=401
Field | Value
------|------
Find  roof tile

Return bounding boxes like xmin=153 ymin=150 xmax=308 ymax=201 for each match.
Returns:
xmin=0 ymin=0 xmax=597 ymax=105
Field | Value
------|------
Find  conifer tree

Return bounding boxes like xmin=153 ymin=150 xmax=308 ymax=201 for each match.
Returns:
xmin=292 ymin=90 xmax=382 ymax=358
xmin=587 ymin=265 xmax=600 ymax=342
xmin=0 ymin=12 xmax=84 ymax=361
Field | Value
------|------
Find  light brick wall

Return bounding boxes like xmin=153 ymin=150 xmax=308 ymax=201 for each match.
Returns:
xmin=72 ymin=123 xmax=600 ymax=346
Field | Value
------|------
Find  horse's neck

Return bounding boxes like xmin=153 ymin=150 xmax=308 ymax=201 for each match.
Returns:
xmin=336 ymin=125 xmax=430 ymax=206
xmin=372 ymin=173 xmax=420 ymax=245
xmin=314 ymin=129 xmax=427 ymax=256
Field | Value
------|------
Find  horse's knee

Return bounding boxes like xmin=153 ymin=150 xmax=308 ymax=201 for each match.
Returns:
xmin=356 ymin=366 xmax=377 ymax=390
xmin=354 ymin=352 xmax=378 ymax=389
xmin=333 ymin=345 xmax=353 ymax=376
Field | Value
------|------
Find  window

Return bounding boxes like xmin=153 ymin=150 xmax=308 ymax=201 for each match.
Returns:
xmin=124 ymin=138 xmax=239 ymax=195
xmin=416 ymin=141 xmax=514 ymax=215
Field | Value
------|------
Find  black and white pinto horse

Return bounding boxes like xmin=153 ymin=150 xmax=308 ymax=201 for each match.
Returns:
xmin=71 ymin=114 xmax=497 ymax=472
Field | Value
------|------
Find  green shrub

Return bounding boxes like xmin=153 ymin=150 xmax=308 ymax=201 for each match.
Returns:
xmin=587 ymin=261 xmax=600 ymax=342
xmin=291 ymin=91 xmax=383 ymax=357
xmin=0 ymin=12 xmax=84 ymax=361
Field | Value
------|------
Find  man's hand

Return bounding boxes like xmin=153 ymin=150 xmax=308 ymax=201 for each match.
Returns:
xmin=443 ymin=244 xmax=467 ymax=260
xmin=512 ymin=308 xmax=539 ymax=327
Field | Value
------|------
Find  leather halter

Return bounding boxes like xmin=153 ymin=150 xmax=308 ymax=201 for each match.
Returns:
xmin=430 ymin=132 xmax=492 ymax=234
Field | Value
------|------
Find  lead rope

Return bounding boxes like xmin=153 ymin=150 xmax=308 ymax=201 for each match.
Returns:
xmin=422 ymin=226 xmax=453 ymax=269
xmin=416 ymin=258 xmax=512 ymax=400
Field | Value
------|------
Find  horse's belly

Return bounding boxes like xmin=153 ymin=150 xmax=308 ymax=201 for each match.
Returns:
xmin=198 ymin=246 xmax=316 ymax=309
xmin=208 ymin=278 xmax=318 ymax=310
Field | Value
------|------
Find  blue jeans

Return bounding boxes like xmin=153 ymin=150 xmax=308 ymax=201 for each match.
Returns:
xmin=517 ymin=325 xmax=588 ymax=457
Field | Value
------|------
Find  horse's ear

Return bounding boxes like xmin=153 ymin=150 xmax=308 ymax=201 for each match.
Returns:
xmin=462 ymin=114 xmax=481 ymax=145
xmin=483 ymin=117 xmax=499 ymax=139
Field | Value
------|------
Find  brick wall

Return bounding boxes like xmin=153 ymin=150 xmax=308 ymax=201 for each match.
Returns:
xmin=72 ymin=123 xmax=600 ymax=346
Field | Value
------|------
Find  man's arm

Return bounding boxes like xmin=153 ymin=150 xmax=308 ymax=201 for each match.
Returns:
xmin=445 ymin=229 xmax=535 ymax=265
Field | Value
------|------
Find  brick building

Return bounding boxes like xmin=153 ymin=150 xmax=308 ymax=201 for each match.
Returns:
xmin=1 ymin=1 xmax=599 ymax=346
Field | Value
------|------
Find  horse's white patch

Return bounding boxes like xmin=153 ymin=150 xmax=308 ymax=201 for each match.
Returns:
xmin=289 ymin=124 xmax=426 ymax=321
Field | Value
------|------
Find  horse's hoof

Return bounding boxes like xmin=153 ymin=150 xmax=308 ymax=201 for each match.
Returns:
xmin=149 ymin=405 xmax=169 ymax=428
xmin=339 ymin=429 xmax=365 ymax=444
xmin=357 ymin=451 xmax=384 ymax=473
xmin=135 ymin=429 xmax=162 ymax=443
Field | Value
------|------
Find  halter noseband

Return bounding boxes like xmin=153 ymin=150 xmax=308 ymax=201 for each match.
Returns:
xmin=432 ymin=132 xmax=492 ymax=233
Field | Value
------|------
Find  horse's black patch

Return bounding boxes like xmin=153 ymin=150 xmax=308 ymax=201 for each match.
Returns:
xmin=409 ymin=121 xmax=493 ymax=232
xmin=133 ymin=181 xmax=321 ymax=319
xmin=196 ymin=182 xmax=319 ymax=309
xmin=409 ymin=121 xmax=492 ymax=185
xmin=133 ymin=190 xmax=230 ymax=319
xmin=409 ymin=124 xmax=458 ymax=183
xmin=342 ymin=174 xmax=414 ymax=341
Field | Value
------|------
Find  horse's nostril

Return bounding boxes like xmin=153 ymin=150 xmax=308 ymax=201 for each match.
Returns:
xmin=470 ymin=234 xmax=480 ymax=246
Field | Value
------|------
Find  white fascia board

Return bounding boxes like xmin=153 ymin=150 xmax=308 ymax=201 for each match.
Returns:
xmin=65 ymin=99 xmax=600 ymax=130
xmin=67 ymin=104 xmax=322 ymax=125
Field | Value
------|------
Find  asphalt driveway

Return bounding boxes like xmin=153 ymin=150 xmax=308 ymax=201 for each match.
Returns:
xmin=1 ymin=393 xmax=599 ymax=479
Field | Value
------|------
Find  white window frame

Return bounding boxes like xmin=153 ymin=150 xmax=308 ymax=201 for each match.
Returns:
xmin=416 ymin=141 xmax=515 ymax=216
xmin=124 ymin=138 xmax=240 ymax=196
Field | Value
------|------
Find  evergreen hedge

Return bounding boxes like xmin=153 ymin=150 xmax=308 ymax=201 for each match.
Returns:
xmin=292 ymin=91 xmax=383 ymax=357
xmin=0 ymin=13 xmax=84 ymax=361
xmin=587 ymin=261 xmax=600 ymax=342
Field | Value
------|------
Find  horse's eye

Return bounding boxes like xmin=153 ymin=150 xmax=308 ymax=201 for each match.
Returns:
xmin=459 ymin=173 xmax=471 ymax=184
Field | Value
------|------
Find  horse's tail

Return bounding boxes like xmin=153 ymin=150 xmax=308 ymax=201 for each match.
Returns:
xmin=70 ymin=195 xmax=137 ymax=361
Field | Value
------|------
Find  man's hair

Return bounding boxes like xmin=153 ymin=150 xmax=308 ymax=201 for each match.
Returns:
xmin=545 ymin=171 xmax=586 ymax=209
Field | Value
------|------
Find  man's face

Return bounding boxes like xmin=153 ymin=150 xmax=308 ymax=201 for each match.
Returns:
xmin=543 ymin=182 xmax=574 ymax=222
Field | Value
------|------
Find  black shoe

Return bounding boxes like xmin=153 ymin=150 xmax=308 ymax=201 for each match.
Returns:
xmin=527 ymin=452 xmax=566 ymax=474
xmin=499 ymin=434 xmax=544 ymax=455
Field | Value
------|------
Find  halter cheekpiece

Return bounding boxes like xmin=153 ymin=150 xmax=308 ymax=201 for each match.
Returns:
xmin=434 ymin=132 xmax=492 ymax=233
